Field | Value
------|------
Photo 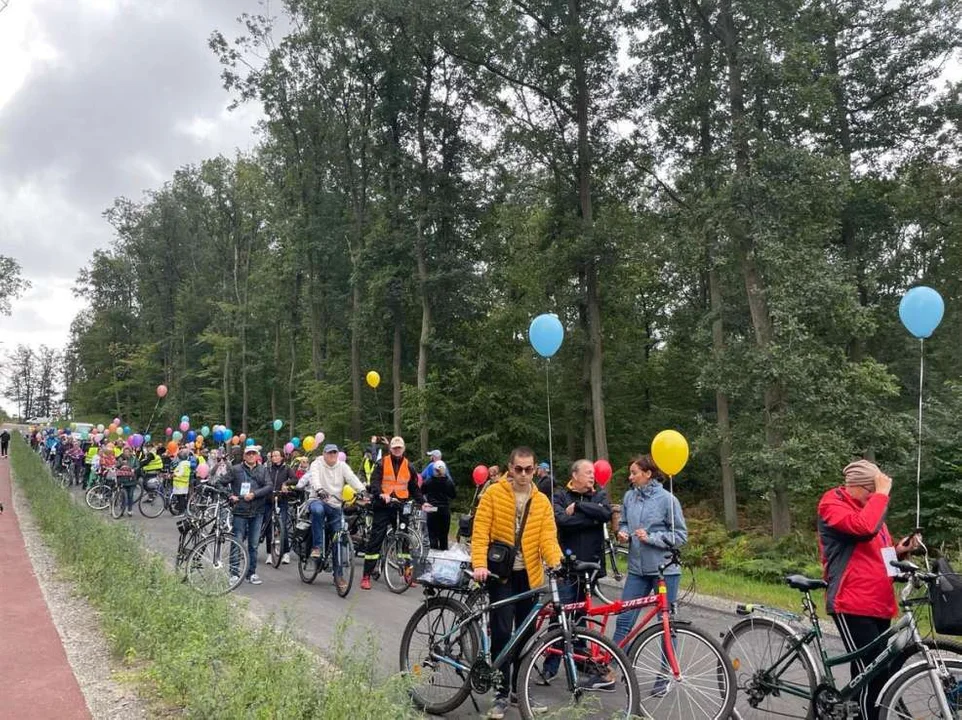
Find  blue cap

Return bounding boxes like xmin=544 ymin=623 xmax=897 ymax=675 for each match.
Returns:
xmin=323 ymin=443 xmax=339 ymax=453
xmin=538 ymin=462 xmax=550 ymax=470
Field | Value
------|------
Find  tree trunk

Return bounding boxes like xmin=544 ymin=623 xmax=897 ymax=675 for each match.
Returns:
xmin=720 ymin=0 xmax=789 ymax=536
xmin=350 ymin=282 xmax=362 ymax=441
xmin=393 ymin=309 xmax=403 ymax=438
xmin=416 ymin=231 xmax=431 ymax=457
xmin=709 ymin=265 xmax=738 ymax=531
xmin=223 ymin=348 xmax=231 ymax=429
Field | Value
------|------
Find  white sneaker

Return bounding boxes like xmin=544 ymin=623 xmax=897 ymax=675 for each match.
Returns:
xmin=281 ymin=553 xmax=290 ymax=564
xmin=229 ymin=575 xmax=240 ymax=585
xmin=248 ymin=574 xmax=262 ymax=585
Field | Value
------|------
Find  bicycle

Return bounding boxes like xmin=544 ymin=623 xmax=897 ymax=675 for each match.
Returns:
xmin=289 ymin=492 xmax=355 ymax=598
xmin=109 ymin=467 xmax=137 ymax=519
xmin=722 ymin=558 xmax=962 ymax=719
xmin=532 ymin=550 xmax=736 ymax=719
xmin=398 ymin=566 xmax=641 ymax=718
xmin=381 ymin=499 xmax=423 ymax=594
xmin=262 ymin=489 xmax=294 ymax=569
xmin=85 ymin=469 xmax=118 ymax=511
xmin=175 ymin=486 xmax=248 ymax=596
xmin=137 ymin=472 xmax=174 ymax=518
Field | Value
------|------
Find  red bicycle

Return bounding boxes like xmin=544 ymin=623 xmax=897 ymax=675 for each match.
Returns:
xmin=532 ymin=549 xmax=736 ymax=720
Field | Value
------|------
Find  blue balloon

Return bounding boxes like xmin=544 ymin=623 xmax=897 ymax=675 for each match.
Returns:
xmin=186 ymin=430 xmax=197 ymax=442
xmin=528 ymin=313 xmax=565 ymax=358
xmin=291 ymin=437 xmax=301 ymax=449
xmin=123 ymin=425 xmax=131 ymax=435
xmin=144 ymin=434 xmax=151 ymax=443
xmin=223 ymin=428 xmax=233 ymax=442
xmin=245 ymin=437 xmax=255 ymax=447
xmin=899 ymin=286 xmax=944 ymax=339
xmin=181 ymin=415 xmax=189 ymax=423
xmin=212 ymin=428 xmax=223 ymax=443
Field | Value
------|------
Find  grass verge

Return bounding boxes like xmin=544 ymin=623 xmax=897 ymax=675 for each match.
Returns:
xmin=10 ymin=437 xmax=418 ymax=719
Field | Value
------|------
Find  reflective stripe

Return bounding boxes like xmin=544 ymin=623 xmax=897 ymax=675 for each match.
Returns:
xmin=364 ymin=554 xmax=380 ymax=560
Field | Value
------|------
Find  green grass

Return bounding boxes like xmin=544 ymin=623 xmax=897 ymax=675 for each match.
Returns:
xmin=10 ymin=437 xmax=419 ymax=719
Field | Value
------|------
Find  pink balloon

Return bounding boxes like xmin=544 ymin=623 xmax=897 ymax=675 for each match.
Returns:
xmin=156 ymin=384 xmax=168 ymax=398
xmin=337 ymin=451 xmax=347 ymax=463
xmin=165 ymin=427 xmax=173 ymax=436
xmin=284 ymin=442 xmax=295 ymax=454
xmin=113 ymin=417 xmax=121 ymax=425
xmin=315 ymin=431 xmax=325 ymax=445
xmin=196 ymin=464 xmax=210 ymax=480
xmin=179 ymin=421 xmax=189 ymax=432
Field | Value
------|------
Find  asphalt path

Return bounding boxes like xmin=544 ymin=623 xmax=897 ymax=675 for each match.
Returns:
xmin=66 ymin=484 xmax=847 ymax=718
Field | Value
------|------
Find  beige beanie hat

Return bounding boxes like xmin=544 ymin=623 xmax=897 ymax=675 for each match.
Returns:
xmin=843 ymin=459 xmax=879 ymax=488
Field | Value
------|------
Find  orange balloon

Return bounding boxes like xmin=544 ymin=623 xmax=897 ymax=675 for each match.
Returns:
xmin=108 ymin=424 xmax=117 ymax=434
xmin=231 ymin=436 xmax=240 ymax=446
xmin=166 ymin=441 xmax=179 ymax=456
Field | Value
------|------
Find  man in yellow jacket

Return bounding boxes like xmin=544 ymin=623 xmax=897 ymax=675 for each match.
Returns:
xmin=471 ymin=446 xmax=562 ymax=718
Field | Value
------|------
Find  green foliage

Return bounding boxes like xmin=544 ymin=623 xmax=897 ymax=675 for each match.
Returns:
xmin=10 ymin=437 xmax=418 ymax=720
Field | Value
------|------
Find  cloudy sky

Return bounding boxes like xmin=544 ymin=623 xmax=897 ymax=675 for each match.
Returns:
xmin=0 ymin=0 xmax=265 ymax=409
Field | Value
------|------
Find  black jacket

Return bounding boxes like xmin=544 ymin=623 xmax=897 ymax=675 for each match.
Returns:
xmin=553 ymin=484 xmax=613 ymax=577
xmin=422 ymin=473 xmax=456 ymax=508
xmin=266 ymin=462 xmax=297 ymax=492
xmin=227 ymin=462 xmax=273 ymax=517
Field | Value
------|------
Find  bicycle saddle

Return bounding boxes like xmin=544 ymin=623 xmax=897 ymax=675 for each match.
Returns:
xmin=572 ymin=560 xmax=601 ymax=574
xmin=784 ymin=575 xmax=828 ymax=591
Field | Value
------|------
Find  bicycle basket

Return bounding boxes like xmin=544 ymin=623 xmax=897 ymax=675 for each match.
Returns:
xmin=930 ymin=558 xmax=962 ymax=636
xmin=176 ymin=517 xmax=194 ymax=535
xmin=414 ymin=547 xmax=473 ymax=589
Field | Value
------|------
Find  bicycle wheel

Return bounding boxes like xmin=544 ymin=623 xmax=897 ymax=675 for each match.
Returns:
xmin=722 ymin=616 xmax=817 ymax=720
xmin=333 ymin=530 xmax=354 ymax=598
xmin=628 ymin=622 xmax=736 ymax=719
xmin=269 ymin=511 xmax=284 ymax=569
xmin=138 ymin=488 xmax=166 ymax=518
xmin=518 ymin=626 xmax=640 ymax=719
xmin=399 ymin=596 xmax=479 ymax=715
xmin=878 ymin=657 xmax=962 ymax=719
xmin=186 ymin=534 xmax=248 ymax=596
xmin=298 ymin=551 xmax=321 ymax=584
xmin=384 ymin=530 xmax=421 ymax=594
xmin=85 ymin=484 xmax=111 ymax=511
xmin=110 ymin=488 xmax=125 ymax=519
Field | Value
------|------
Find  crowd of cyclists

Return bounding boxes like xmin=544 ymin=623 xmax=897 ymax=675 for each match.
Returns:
xmin=20 ymin=423 xmax=962 ymax=720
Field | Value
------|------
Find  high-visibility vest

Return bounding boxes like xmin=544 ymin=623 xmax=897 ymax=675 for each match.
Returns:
xmin=381 ymin=457 xmax=411 ymax=499
xmin=142 ymin=452 xmax=163 ymax=473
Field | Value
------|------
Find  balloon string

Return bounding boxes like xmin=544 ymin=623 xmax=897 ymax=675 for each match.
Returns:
xmin=916 ymin=338 xmax=924 ymax=530
xmin=546 ymin=360 xmax=554 ymax=500
xmin=143 ymin=397 xmax=162 ymax=437
xmin=669 ymin=474 xmax=676 ymax=542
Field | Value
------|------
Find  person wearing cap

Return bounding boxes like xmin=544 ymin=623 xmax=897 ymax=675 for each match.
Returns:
xmin=421 ymin=459 xmax=456 ymax=550
xmin=535 ymin=461 xmax=554 ymax=496
xmin=817 ymin=460 xmax=921 ymax=720
xmin=421 ymin=449 xmax=443 ymax=482
xmin=265 ymin=449 xmax=298 ymax=565
xmin=297 ymin=444 xmax=367 ymax=591
xmin=227 ymin=446 xmax=273 ymax=585
xmin=361 ymin=436 xmax=423 ymax=589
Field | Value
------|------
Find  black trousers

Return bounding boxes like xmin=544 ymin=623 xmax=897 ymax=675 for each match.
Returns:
xmin=1 ymin=441 xmax=8 ymax=456
xmin=426 ymin=506 xmax=451 ymax=550
xmin=489 ymin=569 xmax=538 ymax=698
xmin=363 ymin=505 xmax=399 ymax=576
xmin=832 ymin=613 xmax=898 ymax=720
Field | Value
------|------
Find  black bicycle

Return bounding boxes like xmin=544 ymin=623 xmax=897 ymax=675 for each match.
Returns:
xmin=174 ymin=487 xmax=248 ymax=596
xmin=290 ymin=494 xmax=355 ymax=598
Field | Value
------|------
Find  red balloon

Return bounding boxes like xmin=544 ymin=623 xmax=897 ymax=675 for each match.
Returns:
xmin=593 ymin=459 xmax=613 ymax=487
xmin=156 ymin=384 xmax=168 ymax=398
xmin=472 ymin=465 xmax=489 ymax=486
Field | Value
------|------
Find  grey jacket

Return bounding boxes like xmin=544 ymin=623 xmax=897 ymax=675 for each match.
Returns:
xmin=618 ymin=480 xmax=688 ymax=576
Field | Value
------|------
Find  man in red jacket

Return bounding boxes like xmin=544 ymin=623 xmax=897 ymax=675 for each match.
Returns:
xmin=817 ymin=459 xmax=921 ymax=720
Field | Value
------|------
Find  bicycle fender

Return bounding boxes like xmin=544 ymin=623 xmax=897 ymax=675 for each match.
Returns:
xmin=872 ymin=659 xmax=931 ymax=708
xmin=725 ymin=616 xmax=824 ymax=684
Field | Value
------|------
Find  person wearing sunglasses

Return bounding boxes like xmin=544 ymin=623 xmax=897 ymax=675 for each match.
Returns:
xmin=471 ymin=447 xmax=563 ymax=718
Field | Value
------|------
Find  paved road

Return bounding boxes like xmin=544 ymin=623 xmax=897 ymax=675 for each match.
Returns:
xmin=69 ymin=485 xmax=847 ymax=718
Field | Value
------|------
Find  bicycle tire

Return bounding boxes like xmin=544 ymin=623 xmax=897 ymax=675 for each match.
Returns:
xmin=722 ymin=616 xmax=817 ymax=720
xmin=518 ymin=626 xmax=641 ymax=719
xmin=399 ymin=595 xmax=479 ymax=715
xmin=334 ymin=530 xmax=354 ymax=598
xmin=85 ymin=484 xmax=111 ymax=511
xmin=298 ymin=551 xmax=321 ymax=584
xmin=186 ymin=534 xmax=248 ymax=596
xmin=110 ymin=487 xmax=125 ymax=519
xmin=270 ymin=511 xmax=284 ymax=569
xmin=628 ymin=622 xmax=736 ymax=720
xmin=877 ymin=657 xmax=962 ymax=719
xmin=384 ymin=530 xmax=421 ymax=594
xmin=138 ymin=488 xmax=166 ymax=518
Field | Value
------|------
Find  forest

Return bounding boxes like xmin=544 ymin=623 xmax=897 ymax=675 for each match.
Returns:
xmin=60 ymin=0 xmax=962 ymax=543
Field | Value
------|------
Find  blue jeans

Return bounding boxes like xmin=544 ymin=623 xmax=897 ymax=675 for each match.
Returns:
xmin=542 ymin=576 xmax=584 ymax=677
xmin=309 ymin=500 xmax=346 ymax=577
xmin=232 ymin=513 xmax=263 ymax=579
xmin=123 ymin=485 xmax=135 ymax=511
xmin=612 ymin=572 xmax=680 ymax=645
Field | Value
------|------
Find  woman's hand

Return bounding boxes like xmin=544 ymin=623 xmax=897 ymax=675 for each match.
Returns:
xmin=634 ymin=528 xmax=649 ymax=543
xmin=617 ymin=530 xmax=629 ymax=543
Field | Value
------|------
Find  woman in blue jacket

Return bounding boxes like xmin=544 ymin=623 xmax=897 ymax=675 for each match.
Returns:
xmin=613 ymin=454 xmax=688 ymax=647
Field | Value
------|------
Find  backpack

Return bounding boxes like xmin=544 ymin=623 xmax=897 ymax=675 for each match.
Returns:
xmin=929 ymin=556 xmax=962 ymax=636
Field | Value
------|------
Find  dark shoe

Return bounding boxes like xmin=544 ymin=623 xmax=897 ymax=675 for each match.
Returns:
xmin=651 ymin=677 xmax=671 ymax=697
xmin=310 ymin=547 xmax=321 ymax=558
xmin=509 ymin=692 xmax=547 ymax=714
xmin=578 ymin=673 xmax=616 ymax=691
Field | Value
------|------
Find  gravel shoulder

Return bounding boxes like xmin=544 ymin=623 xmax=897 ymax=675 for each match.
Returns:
xmin=11 ymin=477 xmax=151 ymax=720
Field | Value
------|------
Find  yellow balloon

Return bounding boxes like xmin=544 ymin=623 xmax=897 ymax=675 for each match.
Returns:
xmin=651 ymin=430 xmax=689 ymax=476
xmin=302 ymin=436 xmax=316 ymax=452
xmin=366 ymin=370 xmax=381 ymax=389
xmin=342 ymin=485 xmax=356 ymax=504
